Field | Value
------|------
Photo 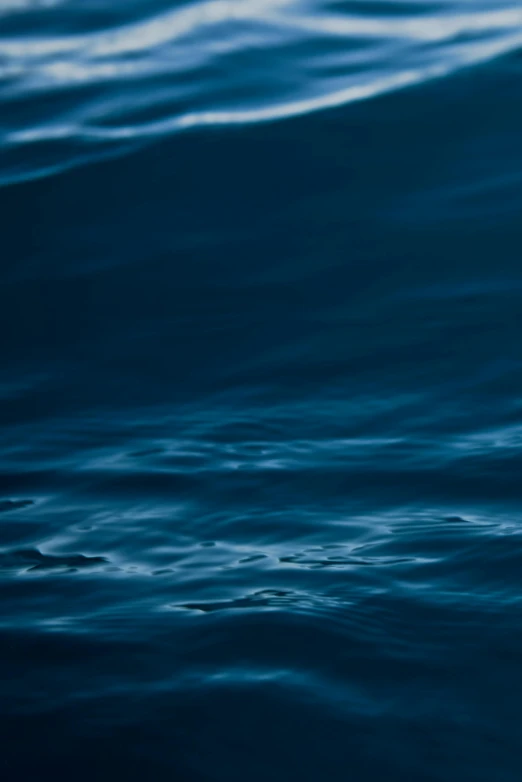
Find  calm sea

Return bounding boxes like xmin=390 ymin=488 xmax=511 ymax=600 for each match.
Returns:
xmin=2 ymin=2 xmax=522 ymax=779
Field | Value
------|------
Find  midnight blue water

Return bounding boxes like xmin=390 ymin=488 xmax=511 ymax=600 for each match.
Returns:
xmin=2 ymin=2 xmax=522 ymax=779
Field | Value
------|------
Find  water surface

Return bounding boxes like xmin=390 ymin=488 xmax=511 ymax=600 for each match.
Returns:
xmin=2 ymin=2 xmax=522 ymax=780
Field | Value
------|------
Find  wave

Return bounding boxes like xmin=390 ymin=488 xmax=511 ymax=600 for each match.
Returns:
xmin=2 ymin=0 xmax=522 ymax=184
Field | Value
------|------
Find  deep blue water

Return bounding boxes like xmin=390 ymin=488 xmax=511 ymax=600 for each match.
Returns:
xmin=2 ymin=2 xmax=522 ymax=779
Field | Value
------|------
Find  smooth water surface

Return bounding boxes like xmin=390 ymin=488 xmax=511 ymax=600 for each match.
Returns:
xmin=2 ymin=2 xmax=522 ymax=780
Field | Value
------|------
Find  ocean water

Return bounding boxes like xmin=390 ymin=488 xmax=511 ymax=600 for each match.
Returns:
xmin=2 ymin=1 xmax=522 ymax=779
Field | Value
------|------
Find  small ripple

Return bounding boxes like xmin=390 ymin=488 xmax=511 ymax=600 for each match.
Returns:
xmin=179 ymin=588 xmax=293 ymax=613
xmin=279 ymin=548 xmax=418 ymax=570
xmin=0 ymin=499 xmax=34 ymax=513
xmin=0 ymin=547 xmax=108 ymax=574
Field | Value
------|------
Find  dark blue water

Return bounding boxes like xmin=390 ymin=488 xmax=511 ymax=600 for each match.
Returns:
xmin=2 ymin=2 xmax=522 ymax=779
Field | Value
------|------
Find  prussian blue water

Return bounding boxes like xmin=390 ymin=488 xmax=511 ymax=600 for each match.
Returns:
xmin=2 ymin=2 xmax=522 ymax=779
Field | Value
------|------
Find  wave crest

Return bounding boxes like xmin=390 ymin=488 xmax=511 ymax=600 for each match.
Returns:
xmin=1 ymin=0 xmax=522 ymax=184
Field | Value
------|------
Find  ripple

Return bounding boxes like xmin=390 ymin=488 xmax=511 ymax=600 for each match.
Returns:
xmin=0 ymin=546 xmax=108 ymax=574
xmin=0 ymin=498 xmax=34 ymax=513
xmin=179 ymin=588 xmax=293 ymax=613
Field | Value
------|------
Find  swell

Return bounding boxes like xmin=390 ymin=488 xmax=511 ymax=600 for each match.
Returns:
xmin=2 ymin=0 xmax=522 ymax=184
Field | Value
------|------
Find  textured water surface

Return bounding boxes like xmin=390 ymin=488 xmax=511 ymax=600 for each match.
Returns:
xmin=2 ymin=1 xmax=522 ymax=780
